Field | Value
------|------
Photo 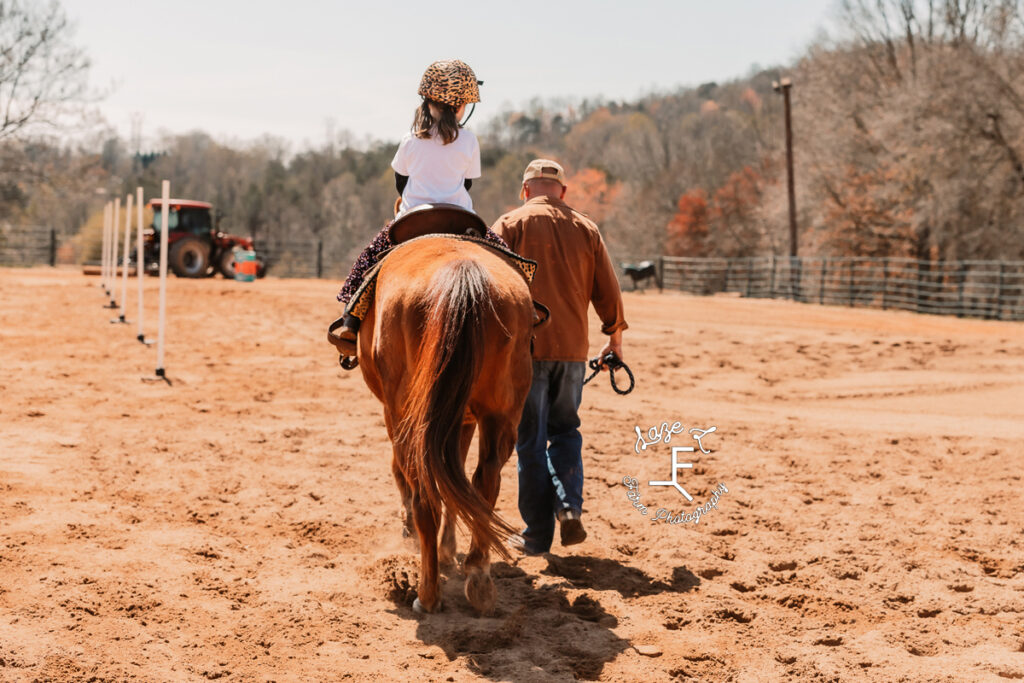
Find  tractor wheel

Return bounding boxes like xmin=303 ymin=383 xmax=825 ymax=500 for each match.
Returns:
xmin=169 ymin=237 xmax=210 ymax=278
xmin=217 ymin=248 xmax=237 ymax=279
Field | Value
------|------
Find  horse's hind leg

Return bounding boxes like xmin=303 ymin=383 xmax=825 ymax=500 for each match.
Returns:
xmin=391 ymin=453 xmax=416 ymax=541
xmin=439 ymin=420 xmax=476 ymax=568
xmin=438 ymin=507 xmax=456 ymax=568
xmin=464 ymin=416 xmax=515 ymax=615
xmin=381 ymin=409 xmax=416 ymax=541
xmin=411 ymin=488 xmax=443 ymax=614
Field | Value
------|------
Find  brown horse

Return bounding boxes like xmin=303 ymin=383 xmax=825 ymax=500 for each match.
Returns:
xmin=356 ymin=236 xmax=534 ymax=615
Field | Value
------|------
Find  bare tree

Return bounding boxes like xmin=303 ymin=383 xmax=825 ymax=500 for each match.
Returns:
xmin=793 ymin=0 xmax=1024 ymax=259
xmin=0 ymin=0 xmax=91 ymax=142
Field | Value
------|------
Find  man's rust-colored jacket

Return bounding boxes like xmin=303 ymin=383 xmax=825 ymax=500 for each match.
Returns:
xmin=492 ymin=196 xmax=628 ymax=362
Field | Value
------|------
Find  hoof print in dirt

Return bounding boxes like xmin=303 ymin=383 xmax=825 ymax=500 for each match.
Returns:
xmin=768 ymin=560 xmax=798 ymax=572
xmin=814 ymin=636 xmax=844 ymax=647
xmin=714 ymin=607 xmax=754 ymax=624
xmin=360 ymin=555 xmax=419 ymax=605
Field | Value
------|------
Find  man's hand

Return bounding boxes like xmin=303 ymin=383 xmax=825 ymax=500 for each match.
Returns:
xmin=598 ymin=330 xmax=624 ymax=369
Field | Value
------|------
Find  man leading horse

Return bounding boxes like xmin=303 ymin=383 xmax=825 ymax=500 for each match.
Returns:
xmin=492 ymin=159 xmax=629 ymax=556
xmin=346 ymin=232 xmax=536 ymax=615
xmin=329 ymin=158 xmax=627 ymax=615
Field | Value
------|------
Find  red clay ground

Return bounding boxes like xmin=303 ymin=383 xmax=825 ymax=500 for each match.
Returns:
xmin=1 ymin=268 xmax=1023 ymax=682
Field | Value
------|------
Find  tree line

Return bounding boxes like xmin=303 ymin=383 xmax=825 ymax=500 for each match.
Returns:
xmin=3 ymin=0 xmax=1024 ymax=273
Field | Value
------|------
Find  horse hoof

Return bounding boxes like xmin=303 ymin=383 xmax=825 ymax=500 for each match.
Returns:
xmin=464 ymin=571 xmax=496 ymax=616
xmin=412 ymin=597 xmax=440 ymax=614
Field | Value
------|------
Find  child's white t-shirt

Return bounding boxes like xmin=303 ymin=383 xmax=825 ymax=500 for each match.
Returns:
xmin=391 ymin=128 xmax=481 ymax=213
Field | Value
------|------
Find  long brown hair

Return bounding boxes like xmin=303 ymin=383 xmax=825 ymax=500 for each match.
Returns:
xmin=412 ymin=99 xmax=460 ymax=144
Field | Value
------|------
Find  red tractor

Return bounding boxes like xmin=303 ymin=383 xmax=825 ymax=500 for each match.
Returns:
xmin=144 ymin=199 xmax=263 ymax=278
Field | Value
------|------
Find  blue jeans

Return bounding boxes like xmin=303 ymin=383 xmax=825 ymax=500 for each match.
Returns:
xmin=516 ymin=361 xmax=586 ymax=553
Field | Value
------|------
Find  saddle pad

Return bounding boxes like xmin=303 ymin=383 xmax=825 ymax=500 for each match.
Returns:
xmin=343 ymin=234 xmax=537 ymax=321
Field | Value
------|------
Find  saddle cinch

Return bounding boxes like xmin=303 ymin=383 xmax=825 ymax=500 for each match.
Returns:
xmin=328 ymin=203 xmax=550 ymax=367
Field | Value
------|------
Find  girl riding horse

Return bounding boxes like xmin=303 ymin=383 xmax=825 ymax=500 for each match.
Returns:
xmin=334 ymin=59 xmax=508 ymax=355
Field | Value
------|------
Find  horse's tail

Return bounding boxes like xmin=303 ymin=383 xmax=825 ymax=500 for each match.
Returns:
xmin=401 ymin=258 xmax=515 ymax=559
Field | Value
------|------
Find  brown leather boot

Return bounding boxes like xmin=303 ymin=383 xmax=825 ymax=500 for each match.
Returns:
xmin=558 ymin=509 xmax=587 ymax=547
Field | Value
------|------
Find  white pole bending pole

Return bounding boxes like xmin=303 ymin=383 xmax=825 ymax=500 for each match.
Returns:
xmin=106 ymin=201 xmax=114 ymax=295
xmin=108 ymin=197 xmax=121 ymax=308
xmin=136 ymin=187 xmax=147 ymax=343
xmin=118 ymin=193 xmax=133 ymax=323
xmin=102 ymin=201 xmax=111 ymax=294
xmin=155 ymin=180 xmax=170 ymax=378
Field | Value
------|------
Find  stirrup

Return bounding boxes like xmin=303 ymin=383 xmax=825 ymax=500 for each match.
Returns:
xmin=328 ymin=315 xmax=359 ymax=369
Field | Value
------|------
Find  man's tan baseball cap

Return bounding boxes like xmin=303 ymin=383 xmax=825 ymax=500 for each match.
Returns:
xmin=520 ymin=159 xmax=566 ymax=199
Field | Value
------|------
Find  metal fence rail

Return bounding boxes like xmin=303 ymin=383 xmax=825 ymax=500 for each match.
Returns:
xmin=0 ymin=225 xmax=57 ymax=267
xmin=660 ymin=256 xmax=1024 ymax=321
xmin=9 ymin=219 xmax=1016 ymax=323
xmin=256 ymin=238 xmax=323 ymax=279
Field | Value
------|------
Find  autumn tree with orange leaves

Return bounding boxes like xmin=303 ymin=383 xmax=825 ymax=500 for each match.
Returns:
xmin=665 ymin=189 xmax=709 ymax=257
xmin=666 ymin=166 xmax=769 ymax=257
xmin=565 ymin=168 xmax=621 ymax=223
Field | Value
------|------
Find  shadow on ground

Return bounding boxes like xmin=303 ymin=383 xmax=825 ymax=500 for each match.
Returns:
xmin=382 ymin=554 xmax=698 ymax=681
xmin=542 ymin=554 xmax=701 ymax=596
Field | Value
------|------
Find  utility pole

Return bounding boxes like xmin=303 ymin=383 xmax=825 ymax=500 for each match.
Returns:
xmin=772 ymin=78 xmax=797 ymax=257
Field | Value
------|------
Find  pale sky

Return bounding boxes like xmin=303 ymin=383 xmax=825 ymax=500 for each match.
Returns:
xmin=63 ymin=0 xmax=834 ymax=150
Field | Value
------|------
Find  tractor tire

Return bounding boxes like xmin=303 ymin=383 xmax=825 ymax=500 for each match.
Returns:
xmin=217 ymin=248 xmax=237 ymax=279
xmin=169 ymin=237 xmax=210 ymax=278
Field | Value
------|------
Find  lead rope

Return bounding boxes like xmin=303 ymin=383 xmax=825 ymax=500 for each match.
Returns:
xmin=582 ymin=352 xmax=635 ymax=395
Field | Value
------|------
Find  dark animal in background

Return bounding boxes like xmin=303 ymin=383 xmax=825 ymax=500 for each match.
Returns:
xmin=621 ymin=261 xmax=659 ymax=292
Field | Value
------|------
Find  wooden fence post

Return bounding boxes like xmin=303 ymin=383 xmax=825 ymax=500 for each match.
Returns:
xmin=49 ymin=228 xmax=57 ymax=267
xmin=996 ymin=262 xmax=1005 ymax=320
xmin=957 ymin=261 xmax=966 ymax=317
xmin=847 ymin=260 xmax=854 ymax=307
xmin=744 ymin=257 xmax=752 ymax=297
xmin=794 ymin=257 xmax=803 ymax=302
xmin=316 ymin=240 xmax=323 ymax=279
xmin=819 ymin=258 xmax=827 ymax=304
xmin=915 ymin=260 xmax=924 ymax=314
xmin=769 ymin=255 xmax=776 ymax=299
xmin=881 ymin=259 xmax=888 ymax=310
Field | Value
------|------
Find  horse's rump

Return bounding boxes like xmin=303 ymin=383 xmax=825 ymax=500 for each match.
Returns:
xmin=364 ymin=238 xmax=534 ymax=563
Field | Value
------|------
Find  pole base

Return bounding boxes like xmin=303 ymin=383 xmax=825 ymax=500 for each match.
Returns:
xmin=104 ymin=300 xmax=118 ymax=309
xmin=142 ymin=369 xmax=171 ymax=385
xmin=110 ymin=315 xmax=129 ymax=324
xmin=137 ymin=334 xmax=155 ymax=346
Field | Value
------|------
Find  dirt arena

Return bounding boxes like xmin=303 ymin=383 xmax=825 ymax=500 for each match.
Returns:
xmin=1 ymin=268 xmax=1022 ymax=682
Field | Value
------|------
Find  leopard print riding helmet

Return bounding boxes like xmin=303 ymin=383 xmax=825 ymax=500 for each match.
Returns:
xmin=418 ymin=59 xmax=482 ymax=107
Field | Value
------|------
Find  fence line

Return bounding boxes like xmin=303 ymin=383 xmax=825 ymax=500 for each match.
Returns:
xmin=660 ymin=256 xmax=1024 ymax=321
xmin=0 ymin=225 xmax=57 ymax=267
xmin=7 ymin=224 xmax=1019 ymax=322
xmin=256 ymin=238 xmax=323 ymax=279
